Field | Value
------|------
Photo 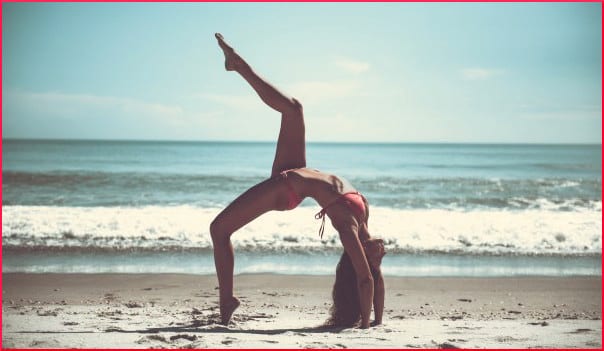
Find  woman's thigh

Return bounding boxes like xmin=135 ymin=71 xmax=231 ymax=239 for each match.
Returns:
xmin=211 ymin=178 xmax=285 ymax=237
xmin=271 ymin=108 xmax=306 ymax=176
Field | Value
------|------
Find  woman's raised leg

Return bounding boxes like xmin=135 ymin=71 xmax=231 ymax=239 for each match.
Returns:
xmin=209 ymin=178 xmax=286 ymax=325
xmin=215 ymin=33 xmax=306 ymax=176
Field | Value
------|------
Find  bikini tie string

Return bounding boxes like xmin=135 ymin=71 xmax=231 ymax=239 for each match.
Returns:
xmin=314 ymin=191 xmax=362 ymax=240
xmin=314 ymin=209 xmax=327 ymax=239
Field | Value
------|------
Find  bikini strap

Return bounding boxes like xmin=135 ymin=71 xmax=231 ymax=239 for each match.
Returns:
xmin=314 ymin=191 xmax=362 ymax=239
xmin=281 ymin=170 xmax=299 ymax=197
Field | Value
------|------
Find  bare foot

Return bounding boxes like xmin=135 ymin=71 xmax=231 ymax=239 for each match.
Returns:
xmin=219 ymin=296 xmax=240 ymax=325
xmin=215 ymin=33 xmax=244 ymax=71
xmin=370 ymin=320 xmax=382 ymax=327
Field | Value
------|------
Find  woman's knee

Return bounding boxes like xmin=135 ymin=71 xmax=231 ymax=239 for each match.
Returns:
xmin=210 ymin=217 xmax=231 ymax=243
xmin=291 ymin=97 xmax=303 ymax=111
xmin=285 ymin=97 xmax=303 ymax=116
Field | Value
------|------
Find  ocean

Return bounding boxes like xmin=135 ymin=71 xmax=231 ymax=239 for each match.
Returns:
xmin=2 ymin=139 xmax=601 ymax=276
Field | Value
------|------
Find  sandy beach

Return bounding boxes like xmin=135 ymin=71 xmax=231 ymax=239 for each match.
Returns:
xmin=1 ymin=273 xmax=601 ymax=348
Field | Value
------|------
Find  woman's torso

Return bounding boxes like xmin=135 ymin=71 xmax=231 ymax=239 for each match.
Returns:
xmin=284 ymin=167 xmax=357 ymax=207
xmin=278 ymin=168 xmax=374 ymax=250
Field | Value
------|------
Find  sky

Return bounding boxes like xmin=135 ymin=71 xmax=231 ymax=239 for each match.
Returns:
xmin=2 ymin=2 xmax=602 ymax=143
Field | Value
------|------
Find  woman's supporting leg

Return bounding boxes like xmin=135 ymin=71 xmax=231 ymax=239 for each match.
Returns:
xmin=209 ymin=178 xmax=286 ymax=324
xmin=215 ymin=33 xmax=306 ymax=176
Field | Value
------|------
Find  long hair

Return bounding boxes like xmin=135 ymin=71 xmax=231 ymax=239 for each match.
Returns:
xmin=325 ymin=195 xmax=378 ymax=327
xmin=325 ymin=251 xmax=380 ymax=327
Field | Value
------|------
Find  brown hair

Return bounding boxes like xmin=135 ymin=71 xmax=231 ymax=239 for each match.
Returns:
xmin=324 ymin=251 xmax=380 ymax=327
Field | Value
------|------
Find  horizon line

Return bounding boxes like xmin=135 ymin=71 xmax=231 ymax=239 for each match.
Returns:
xmin=2 ymin=137 xmax=601 ymax=146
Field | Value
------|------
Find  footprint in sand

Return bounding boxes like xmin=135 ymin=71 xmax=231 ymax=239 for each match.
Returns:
xmin=496 ymin=336 xmax=529 ymax=343
xmin=194 ymin=292 xmax=213 ymax=298
xmin=124 ymin=301 xmax=144 ymax=308
xmin=146 ymin=335 xmax=168 ymax=343
xmin=261 ymin=340 xmax=279 ymax=344
xmin=221 ymin=337 xmax=237 ymax=345
xmin=169 ymin=334 xmax=198 ymax=342
xmin=103 ymin=293 xmax=118 ymax=302
xmin=435 ymin=341 xmax=460 ymax=349
xmin=528 ymin=321 xmax=549 ymax=326
xmin=569 ymin=328 xmax=593 ymax=334
xmin=36 ymin=309 xmax=59 ymax=317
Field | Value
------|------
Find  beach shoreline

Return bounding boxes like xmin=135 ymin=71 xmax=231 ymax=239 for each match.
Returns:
xmin=2 ymin=273 xmax=601 ymax=348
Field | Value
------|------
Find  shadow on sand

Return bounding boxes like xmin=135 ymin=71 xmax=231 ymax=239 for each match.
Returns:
xmin=17 ymin=320 xmax=348 ymax=336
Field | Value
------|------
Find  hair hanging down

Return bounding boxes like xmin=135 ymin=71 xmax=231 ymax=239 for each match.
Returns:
xmin=324 ymin=251 xmax=380 ymax=327
xmin=325 ymin=195 xmax=379 ymax=327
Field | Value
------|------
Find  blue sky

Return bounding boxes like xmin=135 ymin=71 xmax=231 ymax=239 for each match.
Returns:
xmin=2 ymin=2 xmax=601 ymax=143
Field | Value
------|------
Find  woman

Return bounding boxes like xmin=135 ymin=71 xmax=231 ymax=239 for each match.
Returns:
xmin=210 ymin=33 xmax=385 ymax=329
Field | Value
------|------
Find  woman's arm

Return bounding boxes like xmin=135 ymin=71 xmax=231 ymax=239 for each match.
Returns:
xmin=373 ymin=269 xmax=385 ymax=325
xmin=362 ymin=238 xmax=386 ymax=326
xmin=357 ymin=275 xmax=374 ymax=328
xmin=336 ymin=226 xmax=374 ymax=328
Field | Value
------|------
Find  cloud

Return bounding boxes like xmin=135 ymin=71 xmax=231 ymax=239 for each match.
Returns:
xmin=518 ymin=104 xmax=601 ymax=121
xmin=4 ymin=90 xmax=183 ymax=120
xmin=460 ymin=68 xmax=503 ymax=80
xmin=334 ymin=57 xmax=371 ymax=74
xmin=2 ymin=90 xmax=200 ymax=139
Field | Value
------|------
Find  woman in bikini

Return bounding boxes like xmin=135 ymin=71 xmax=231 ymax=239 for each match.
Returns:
xmin=210 ymin=33 xmax=385 ymax=329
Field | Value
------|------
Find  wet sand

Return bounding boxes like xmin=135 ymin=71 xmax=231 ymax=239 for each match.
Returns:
xmin=2 ymin=273 xmax=601 ymax=348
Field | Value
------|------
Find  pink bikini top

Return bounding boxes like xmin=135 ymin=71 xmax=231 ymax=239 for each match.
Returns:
xmin=314 ymin=192 xmax=366 ymax=239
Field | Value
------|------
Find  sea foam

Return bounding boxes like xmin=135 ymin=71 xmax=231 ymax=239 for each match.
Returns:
xmin=3 ymin=205 xmax=601 ymax=256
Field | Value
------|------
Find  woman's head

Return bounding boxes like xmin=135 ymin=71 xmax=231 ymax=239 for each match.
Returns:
xmin=325 ymin=250 xmax=383 ymax=327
